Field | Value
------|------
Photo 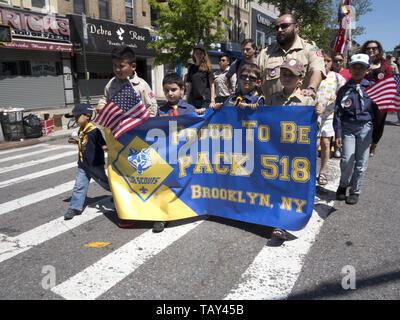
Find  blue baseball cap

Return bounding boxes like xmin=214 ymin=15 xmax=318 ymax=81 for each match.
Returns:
xmin=65 ymin=103 xmax=94 ymax=118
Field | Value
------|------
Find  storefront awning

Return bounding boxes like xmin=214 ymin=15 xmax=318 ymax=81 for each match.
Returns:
xmin=2 ymin=38 xmax=73 ymax=53
xmin=69 ymin=14 xmax=155 ymax=57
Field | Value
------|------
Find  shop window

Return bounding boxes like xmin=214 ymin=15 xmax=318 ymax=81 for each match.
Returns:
xmin=125 ymin=0 xmax=135 ymax=25
xmin=99 ymin=0 xmax=109 ymax=20
xmin=1 ymin=62 xmax=17 ymax=76
xmin=19 ymin=61 xmax=32 ymax=76
xmin=74 ymin=0 xmax=86 ymax=14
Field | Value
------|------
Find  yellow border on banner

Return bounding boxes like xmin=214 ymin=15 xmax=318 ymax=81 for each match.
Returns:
xmin=104 ymin=128 xmax=198 ymax=221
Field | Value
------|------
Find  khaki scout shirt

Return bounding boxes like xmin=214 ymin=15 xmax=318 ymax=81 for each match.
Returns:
xmin=98 ymin=73 xmax=158 ymax=117
xmin=257 ymin=36 xmax=326 ymax=99
xmin=266 ymin=87 xmax=315 ymax=106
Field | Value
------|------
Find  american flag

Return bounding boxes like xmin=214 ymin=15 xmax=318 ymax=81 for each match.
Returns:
xmin=94 ymin=82 xmax=150 ymax=139
xmin=365 ymin=74 xmax=400 ymax=113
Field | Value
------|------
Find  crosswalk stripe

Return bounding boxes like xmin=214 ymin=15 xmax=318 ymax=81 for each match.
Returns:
xmin=51 ymin=220 xmax=204 ymax=300
xmin=0 ymin=180 xmax=78 ymax=216
xmin=0 ymin=162 xmax=76 ymax=189
xmin=0 ymin=155 xmax=107 ymax=189
xmin=0 ymin=197 xmax=112 ymax=264
xmin=0 ymin=144 xmax=50 ymax=156
xmin=0 ymin=145 xmax=75 ymax=164
xmin=224 ymin=161 xmax=340 ymax=300
xmin=0 ymin=151 xmax=77 ymax=174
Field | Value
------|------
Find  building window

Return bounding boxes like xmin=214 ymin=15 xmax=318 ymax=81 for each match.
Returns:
xmin=99 ymin=0 xmax=109 ymax=19
xmin=0 ymin=0 xmax=10 ymax=5
xmin=31 ymin=0 xmax=49 ymax=12
xmin=244 ymin=0 xmax=249 ymax=10
xmin=125 ymin=0 xmax=135 ymax=25
xmin=74 ymin=0 xmax=86 ymax=14
xmin=228 ymin=16 xmax=233 ymax=41
xmin=256 ymin=30 xmax=265 ymax=47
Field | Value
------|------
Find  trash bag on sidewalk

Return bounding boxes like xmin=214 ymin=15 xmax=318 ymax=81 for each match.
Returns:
xmin=23 ymin=114 xmax=43 ymax=138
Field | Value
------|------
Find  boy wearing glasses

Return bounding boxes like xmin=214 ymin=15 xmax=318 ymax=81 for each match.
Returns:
xmin=214 ymin=63 xmax=264 ymax=110
xmin=266 ymin=58 xmax=315 ymax=107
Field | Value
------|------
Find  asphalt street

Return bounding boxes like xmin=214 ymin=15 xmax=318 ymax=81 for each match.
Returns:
xmin=0 ymin=113 xmax=399 ymax=303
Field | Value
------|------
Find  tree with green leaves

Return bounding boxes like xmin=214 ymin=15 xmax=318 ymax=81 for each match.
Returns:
xmin=148 ymin=0 xmax=230 ymax=67
xmin=257 ymin=0 xmax=372 ymax=50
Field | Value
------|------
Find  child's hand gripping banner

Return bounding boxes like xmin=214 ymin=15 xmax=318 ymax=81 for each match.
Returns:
xmin=105 ymin=106 xmax=317 ymax=231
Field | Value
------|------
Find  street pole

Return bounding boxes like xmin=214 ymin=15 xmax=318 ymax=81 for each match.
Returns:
xmin=82 ymin=13 xmax=90 ymax=104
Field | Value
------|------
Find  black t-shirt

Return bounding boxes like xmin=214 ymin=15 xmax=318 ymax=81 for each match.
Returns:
xmin=187 ymin=64 xmax=213 ymax=101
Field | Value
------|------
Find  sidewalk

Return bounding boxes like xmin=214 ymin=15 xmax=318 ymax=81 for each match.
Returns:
xmin=0 ymin=106 xmax=76 ymax=151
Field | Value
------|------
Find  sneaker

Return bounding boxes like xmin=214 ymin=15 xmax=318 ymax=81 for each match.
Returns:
xmin=334 ymin=147 xmax=342 ymax=158
xmin=336 ymin=186 xmax=347 ymax=201
xmin=345 ymin=194 xmax=359 ymax=205
xmin=64 ymin=208 xmax=81 ymax=220
xmin=153 ymin=221 xmax=167 ymax=233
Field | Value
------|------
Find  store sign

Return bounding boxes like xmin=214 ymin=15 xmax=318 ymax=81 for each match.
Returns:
xmin=2 ymin=39 xmax=73 ymax=53
xmin=0 ymin=8 xmax=70 ymax=42
xmin=257 ymin=14 xmax=271 ymax=26
xmin=69 ymin=14 xmax=154 ymax=56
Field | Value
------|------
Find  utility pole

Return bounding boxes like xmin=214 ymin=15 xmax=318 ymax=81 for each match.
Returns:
xmin=82 ymin=13 xmax=90 ymax=104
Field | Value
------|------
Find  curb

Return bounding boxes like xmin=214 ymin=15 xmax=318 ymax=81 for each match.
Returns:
xmin=0 ymin=132 xmax=71 ymax=151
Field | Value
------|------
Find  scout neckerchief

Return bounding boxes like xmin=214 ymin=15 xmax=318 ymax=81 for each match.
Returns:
xmin=169 ymin=104 xmax=179 ymax=116
xmin=341 ymin=82 xmax=364 ymax=110
xmin=78 ymin=122 xmax=97 ymax=162
xmin=234 ymin=89 xmax=259 ymax=106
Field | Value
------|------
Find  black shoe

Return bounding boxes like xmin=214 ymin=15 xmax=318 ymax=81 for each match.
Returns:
xmin=153 ymin=221 xmax=166 ymax=233
xmin=336 ymin=186 xmax=347 ymax=201
xmin=64 ymin=208 xmax=81 ymax=220
xmin=346 ymin=194 xmax=359 ymax=205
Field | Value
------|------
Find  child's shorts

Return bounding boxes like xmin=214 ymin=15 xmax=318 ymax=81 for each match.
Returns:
xmin=317 ymin=118 xmax=335 ymax=137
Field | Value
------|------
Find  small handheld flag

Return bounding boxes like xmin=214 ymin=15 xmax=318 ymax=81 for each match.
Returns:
xmin=94 ymin=82 xmax=150 ymax=139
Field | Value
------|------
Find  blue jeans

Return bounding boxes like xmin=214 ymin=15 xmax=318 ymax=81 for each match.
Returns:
xmin=339 ymin=121 xmax=373 ymax=195
xmin=70 ymin=165 xmax=111 ymax=211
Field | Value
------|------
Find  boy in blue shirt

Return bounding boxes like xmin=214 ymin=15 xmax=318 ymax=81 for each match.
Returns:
xmin=156 ymin=73 xmax=196 ymax=231
xmin=333 ymin=54 xmax=379 ymax=205
xmin=64 ymin=103 xmax=111 ymax=220
xmin=158 ymin=72 xmax=197 ymax=117
xmin=214 ymin=63 xmax=264 ymax=110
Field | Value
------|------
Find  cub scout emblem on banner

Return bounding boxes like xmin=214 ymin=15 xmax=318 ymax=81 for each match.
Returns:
xmin=113 ymin=136 xmax=173 ymax=201
xmin=105 ymin=106 xmax=317 ymax=231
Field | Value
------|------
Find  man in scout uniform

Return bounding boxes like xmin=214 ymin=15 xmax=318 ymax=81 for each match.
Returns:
xmin=96 ymin=46 xmax=158 ymax=117
xmin=266 ymin=58 xmax=315 ymax=106
xmin=257 ymin=14 xmax=326 ymax=100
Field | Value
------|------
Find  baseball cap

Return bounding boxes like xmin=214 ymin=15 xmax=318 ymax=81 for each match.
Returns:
xmin=194 ymin=42 xmax=206 ymax=52
xmin=349 ymin=54 xmax=370 ymax=67
xmin=280 ymin=58 xmax=305 ymax=76
xmin=65 ymin=103 xmax=94 ymax=118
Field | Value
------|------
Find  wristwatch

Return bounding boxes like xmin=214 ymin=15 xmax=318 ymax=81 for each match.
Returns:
xmin=307 ymin=86 xmax=316 ymax=94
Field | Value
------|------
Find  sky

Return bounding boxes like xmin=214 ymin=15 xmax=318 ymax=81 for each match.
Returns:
xmin=356 ymin=0 xmax=400 ymax=53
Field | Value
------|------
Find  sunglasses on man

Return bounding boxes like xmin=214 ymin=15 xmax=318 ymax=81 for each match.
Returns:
xmin=274 ymin=22 xmax=296 ymax=31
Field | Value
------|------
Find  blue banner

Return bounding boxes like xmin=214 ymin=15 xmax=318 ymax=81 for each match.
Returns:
xmin=106 ymin=106 xmax=317 ymax=231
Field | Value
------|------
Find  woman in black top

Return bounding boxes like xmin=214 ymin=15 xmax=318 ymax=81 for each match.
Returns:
xmin=186 ymin=43 xmax=215 ymax=114
xmin=361 ymin=40 xmax=393 ymax=157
